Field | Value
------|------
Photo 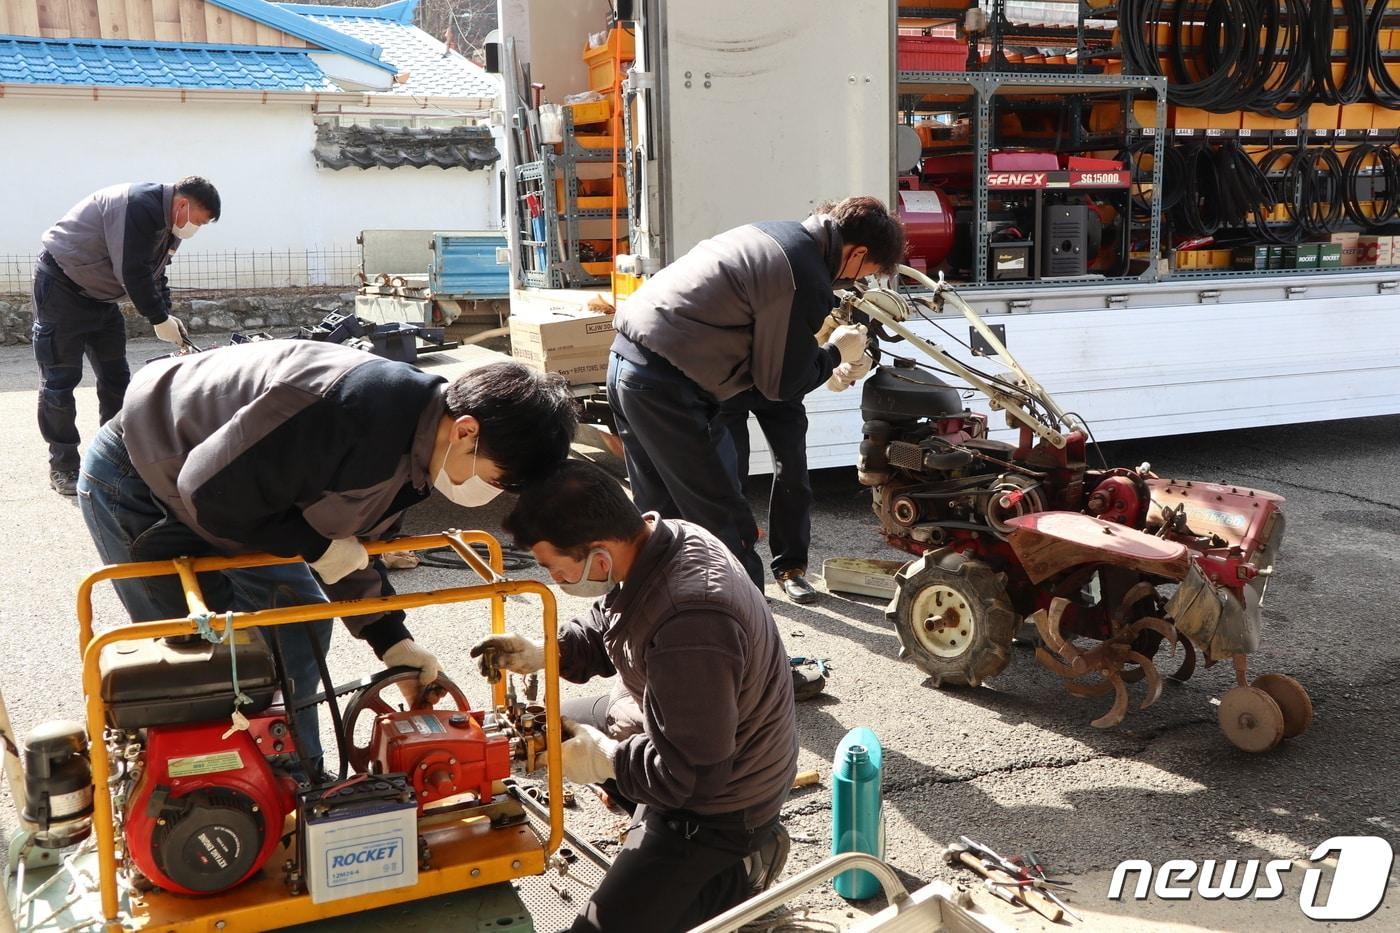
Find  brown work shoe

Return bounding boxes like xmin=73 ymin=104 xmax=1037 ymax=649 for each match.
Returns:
xmin=777 ymin=568 xmax=818 ymax=604
xmin=49 ymin=469 xmax=78 ymax=496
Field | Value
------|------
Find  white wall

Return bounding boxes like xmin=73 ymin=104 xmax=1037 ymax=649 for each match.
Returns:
xmin=0 ymin=97 xmax=498 ymax=286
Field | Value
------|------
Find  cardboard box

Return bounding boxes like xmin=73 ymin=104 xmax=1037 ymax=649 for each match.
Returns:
xmin=1284 ymin=244 xmax=1321 ymax=271
xmin=1331 ymin=232 xmax=1361 ymax=266
xmin=1318 ymin=243 xmax=1343 ymax=269
xmin=1267 ymin=245 xmax=1285 ymax=270
xmin=1234 ymin=245 xmax=1270 ymax=271
xmin=509 ymin=305 xmax=616 ymax=385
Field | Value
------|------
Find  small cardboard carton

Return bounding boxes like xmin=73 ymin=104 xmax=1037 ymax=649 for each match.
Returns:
xmin=509 ymin=304 xmax=615 ymax=385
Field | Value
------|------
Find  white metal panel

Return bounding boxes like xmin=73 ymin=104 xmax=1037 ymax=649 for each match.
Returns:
xmin=660 ymin=0 xmax=892 ymax=257
xmin=744 ymin=294 xmax=1400 ymax=472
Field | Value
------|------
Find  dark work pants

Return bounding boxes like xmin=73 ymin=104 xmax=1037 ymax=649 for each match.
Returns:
xmin=32 ymin=267 xmax=131 ymax=471
xmin=567 ymin=807 xmax=771 ymax=933
xmin=718 ymin=390 xmax=813 ymax=579
xmin=605 ymin=352 xmax=765 ymax=587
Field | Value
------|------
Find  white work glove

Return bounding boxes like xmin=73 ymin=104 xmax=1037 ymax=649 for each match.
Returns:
xmin=308 ymin=537 xmax=369 ymax=585
xmin=383 ymin=638 xmax=442 ymax=686
xmin=469 ymin=633 xmax=545 ymax=678
xmin=828 ymin=323 xmax=869 ymax=364
xmin=826 ymin=354 xmax=873 ymax=392
xmin=152 ymin=315 xmax=189 ymax=347
xmin=560 ymin=719 xmax=618 ymax=785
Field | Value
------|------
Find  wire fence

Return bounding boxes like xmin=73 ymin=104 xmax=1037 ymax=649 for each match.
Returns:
xmin=0 ymin=248 xmax=362 ymax=295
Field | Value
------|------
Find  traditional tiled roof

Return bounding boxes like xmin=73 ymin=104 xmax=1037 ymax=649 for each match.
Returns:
xmin=313 ymin=123 xmax=500 ymax=170
xmin=294 ymin=2 xmax=499 ymax=101
xmin=0 ymin=0 xmax=493 ymax=99
xmin=0 ymin=36 xmax=337 ymax=91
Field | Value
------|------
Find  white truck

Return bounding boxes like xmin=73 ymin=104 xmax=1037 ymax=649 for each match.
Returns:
xmin=497 ymin=0 xmax=1400 ymax=469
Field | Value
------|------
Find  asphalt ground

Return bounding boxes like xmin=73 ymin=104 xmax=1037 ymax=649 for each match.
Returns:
xmin=0 ymin=336 xmax=1397 ymax=932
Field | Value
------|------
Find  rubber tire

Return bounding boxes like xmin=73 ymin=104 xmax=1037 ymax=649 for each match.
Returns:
xmin=887 ymin=549 xmax=1017 ymax=687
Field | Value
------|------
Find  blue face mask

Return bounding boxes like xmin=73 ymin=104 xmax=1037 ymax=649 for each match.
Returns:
xmin=558 ymin=548 xmax=615 ymax=598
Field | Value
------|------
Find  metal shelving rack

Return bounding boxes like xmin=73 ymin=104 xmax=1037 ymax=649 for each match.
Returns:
xmin=555 ymin=109 xmax=618 ymax=287
xmin=512 ymin=158 xmax=562 ymax=289
xmin=898 ymin=71 xmax=1168 ymax=286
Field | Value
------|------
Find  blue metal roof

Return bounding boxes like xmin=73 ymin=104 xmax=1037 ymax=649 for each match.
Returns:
xmin=0 ymin=37 xmax=338 ymax=91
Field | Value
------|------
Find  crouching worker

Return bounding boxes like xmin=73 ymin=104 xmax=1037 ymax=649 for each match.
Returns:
xmin=472 ymin=460 xmax=797 ymax=933
xmin=76 ymin=341 xmax=577 ymax=772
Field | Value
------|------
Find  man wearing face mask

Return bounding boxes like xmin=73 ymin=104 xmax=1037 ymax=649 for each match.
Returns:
xmin=472 ymin=460 xmax=797 ymax=933
xmin=608 ymin=196 xmax=904 ymax=587
xmin=77 ymin=342 xmax=577 ymax=772
xmin=33 ymin=176 xmax=220 ymax=495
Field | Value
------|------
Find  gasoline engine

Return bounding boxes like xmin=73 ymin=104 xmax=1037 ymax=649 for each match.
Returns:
xmin=16 ymin=627 xmax=542 ymax=902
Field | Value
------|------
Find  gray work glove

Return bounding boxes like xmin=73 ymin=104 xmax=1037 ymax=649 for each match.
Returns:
xmin=153 ymin=315 xmax=190 ymax=348
xmin=469 ymin=633 xmax=545 ymax=678
xmin=828 ymin=324 xmax=869 ymax=364
xmin=560 ymin=719 xmax=618 ymax=785
xmin=309 ymin=537 xmax=369 ymax=585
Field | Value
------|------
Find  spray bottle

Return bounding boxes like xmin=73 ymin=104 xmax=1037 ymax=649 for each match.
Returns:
xmin=831 ymin=726 xmax=884 ymax=899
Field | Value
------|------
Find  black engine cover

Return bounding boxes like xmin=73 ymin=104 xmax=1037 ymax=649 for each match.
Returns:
xmin=860 ymin=366 xmax=965 ymax=422
xmin=150 ymin=788 xmax=264 ymax=893
xmin=99 ymin=630 xmax=278 ymax=729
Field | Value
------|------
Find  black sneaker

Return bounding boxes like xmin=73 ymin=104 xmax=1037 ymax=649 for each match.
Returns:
xmin=49 ymin=469 xmax=78 ymax=496
xmin=744 ymin=823 xmax=791 ymax=895
xmin=777 ymin=569 xmax=818 ymax=604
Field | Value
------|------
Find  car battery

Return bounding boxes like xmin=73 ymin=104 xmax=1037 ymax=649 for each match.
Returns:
xmin=1041 ymin=205 xmax=1089 ymax=277
xmin=990 ymin=241 xmax=1033 ymax=280
xmin=299 ymin=774 xmax=418 ymax=904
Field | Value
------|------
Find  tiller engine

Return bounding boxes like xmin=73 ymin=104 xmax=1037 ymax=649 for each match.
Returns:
xmin=840 ymin=267 xmax=1307 ymax=752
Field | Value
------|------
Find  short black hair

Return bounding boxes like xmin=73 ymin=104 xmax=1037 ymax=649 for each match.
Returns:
xmin=813 ymin=196 xmax=906 ymax=272
xmin=502 ymin=460 xmax=645 ymax=559
xmin=175 ymin=176 xmax=221 ymax=221
xmin=445 ymin=361 xmax=577 ymax=488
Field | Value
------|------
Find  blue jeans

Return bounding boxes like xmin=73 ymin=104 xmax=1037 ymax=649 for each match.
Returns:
xmin=77 ymin=425 xmax=333 ymax=762
xmin=606 ymin=352 xmax=764 ymax=586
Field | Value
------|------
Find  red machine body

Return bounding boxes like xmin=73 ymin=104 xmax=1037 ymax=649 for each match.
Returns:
xmin=124 ymin=718 xmax=297 ymax=896
xmin=369 ymin=707 xmax=511 ymax=811
xmin=896 ymin=184 xmax=956 ymax=271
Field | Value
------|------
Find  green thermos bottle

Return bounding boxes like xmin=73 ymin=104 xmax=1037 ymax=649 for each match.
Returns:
xmin=831 ymin=726 xmax=884 ymax=899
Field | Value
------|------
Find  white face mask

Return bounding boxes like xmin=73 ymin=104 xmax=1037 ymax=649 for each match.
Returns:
xmin=172 ymin=201 xmax=199 ymax=240
xmin=558 ymin=548 xmax=615 ymax=598
xmin=433 ymin=439 xmax=502 ymax=507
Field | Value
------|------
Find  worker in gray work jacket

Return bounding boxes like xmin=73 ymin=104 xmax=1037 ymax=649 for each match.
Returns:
xmin=608 ymin=196 xmax=905 ymax=588
xmin=77 ymin=341 xmax=577 ymax=772
xmin=473 ymin=459 xmax=797 ymax=933
xmin=33 ymin=176 xmax=219 ymax=495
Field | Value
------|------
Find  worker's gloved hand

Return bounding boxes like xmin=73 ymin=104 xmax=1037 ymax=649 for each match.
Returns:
xmin=152 ymin=315 xmax=189 ymax=347
xmin=826 ymin=354 xmax=873 ymax=392
xmin=469 ymin=633 xmax=545 ymax=678
xmin=828 ymin=323 xmax=869 ymax=364
xmin=309 ymin=537 xmax=369 ymax=585
xmin=814 ymin=311 xmax=843 ymax=345
xmin=383 ymin=638 xmax=442 ymax=686
xmin=560 ymin=719 xmax=618 ymax=785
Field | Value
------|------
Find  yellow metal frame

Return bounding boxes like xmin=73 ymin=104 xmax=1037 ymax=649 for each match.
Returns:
xmin=73 ymin=531 xmax=563 ymax=933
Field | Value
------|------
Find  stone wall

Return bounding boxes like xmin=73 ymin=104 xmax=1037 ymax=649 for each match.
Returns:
xmin=0 ymin=290 xmax=356 ymax=346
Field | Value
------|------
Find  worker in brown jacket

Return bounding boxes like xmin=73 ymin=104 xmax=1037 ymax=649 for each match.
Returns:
xmin=472 ymin=460 xmax=797 ymax=933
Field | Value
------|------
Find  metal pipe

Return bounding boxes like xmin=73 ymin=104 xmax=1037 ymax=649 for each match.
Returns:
xmin=0 ymin=683 xmax=34 ymax=836
xmin=687 ymin=853 xmax=910 ymax=933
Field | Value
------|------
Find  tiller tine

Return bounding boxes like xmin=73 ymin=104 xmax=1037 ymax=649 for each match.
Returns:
xmin=1113 ymin=581 xmax=1158 ymax=627
xmin=1063 ymin=674 xmax=1117 ymax=698
xmin=1032 ymin=597 xmax=1075 ymax=656
xmin=1090 ymin=671 xmax=1131 ymax=729
xmin=1124 ymin=649 xmax=1164 ymax=709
